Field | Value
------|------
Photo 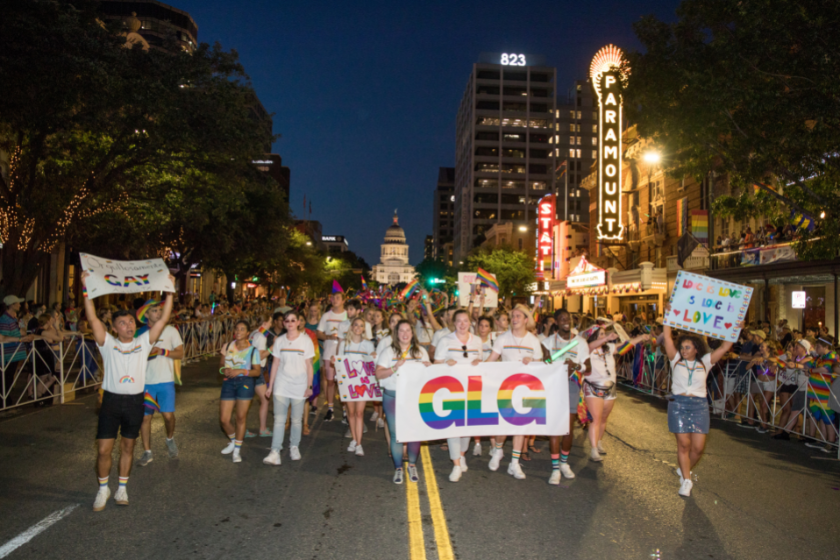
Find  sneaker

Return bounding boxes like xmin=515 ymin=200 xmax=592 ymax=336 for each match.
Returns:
xmin=773 ymin=431 xmax=790 ymax=440
xmin=736 ymin=423 xmax=755 ymax=430
xmin=473 ymin=442 xmax=482 ymax=456
xmin=347 ymin=440 xmax=357 ymax=453
xmin=488 ymin=448 xmax=503 ymax=471
xmin=804 ymin=442 xmax=824 ymax=449
xmin=393 ymin=468 xmax=404 ymax=485
xmin=449 ymin=465 xmax=462 ymax=482
xmin=309 ymin=404 xmax=318 ymax=415
xmin=377 ymin=418 xmax=385 ymax=429
xmin=245 ymin=430 xmax=257 ymax=438
xmin=370 ymin=411 xmax=379 ymax=422
xmin=345 ymin=428 xmax=352 ymax=438
xmin=138 ymin=450 xmax=153 ymax=466
xmin=755 ymin=426 xmax=768 ymax=434
xmin=290 ymin=446 xmax=301 ymax=460
xmin=263 ymin=450 xmax=281 ymax=466
xmin=325 ymin=409 xmax=334 ymax=422
xmin=341 ymin=415 xmax=348 ymax=425
xmin=507 ymin=461 xmax=526 ymax=480
xmin=597 ymin=441 xmax=606 ymax=454
xmin=114 ymin=487 xmax=128 ymax=506
xmin=679 ymin=479 xmax=693 ymax=497
xmin=460 ymin=457 xmax=468 ymax=473
xmin=407 ymin=464 xmax=419 ymax=482
xmin=363 ymin=422 xmax=368 ymax=434
xmin=560 ymin=463 xmax=575 ymax=479
xmin=676 ymin=467 xmax=693 ymax=483
xmin=354 ymin=444 xmax=364 ymax=457
xmin=232 ymin=451 xmax=242 ymax=463
xmin=93 ymin=487 xmax=110 ymax=512
xmin=590 ymin=448 xmax=603 ymax=462
xmin=548 ymin=470 xmax=561 ymax=485
xmin=221 ymin=440 xmax=236 ymax=455
xmin=821 ymin=444 xmax=833 ymax=454
xmin=165 ymin=438 xmax=178 ymax=458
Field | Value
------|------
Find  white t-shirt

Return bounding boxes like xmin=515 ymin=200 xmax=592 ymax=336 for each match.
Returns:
xmin=670 ymin=354 xmax=714 ymax=398
xmin=318 ymin=310 xmax=348 ymax=358
xmin=375 ymin=334 xmax=393 ymax=357
xmin=588 ymin=344 xmax=617 ymax=387
xmin=145 ymin=325 xmax=183 ymax=385
xmin=492 ymin=331 xmax=544 ymax=363
xmin=249 ymin=329 xmax=269 ymax=367
xmin=479 ymin=333 xmax=495 ymax=361
xmin=375 ymin=345 xmax=430 ymax=391
xmin=415 ymin=320 xmax=435 ymax=345
xmin=337 ymin=338 xmax=375 ymax=361
xmin=98 ymin=331 xmax=153 ymax=395
xmin=546 ymin=333 xmax=589 ymax=371
xmin=430 ymin=327 xmax=451 ymax=349
xmin=337 ymin=317 xmax=373 ymax=343
xmin=434 ymin=332 xmax=482 ymax=364
xmin=271 ymin=333 xmax=316 ymax=399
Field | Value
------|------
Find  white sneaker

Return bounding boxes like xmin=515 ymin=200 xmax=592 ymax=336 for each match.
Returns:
xmin=377 ymin=418 xmax=385 ymax=429
xmin=393 ymin=468 xmax=404 ymax=485
xmin=560 ymin=463 xmax=575 ymax=479
xmin=488 ymin=448 xmax=503 ymax=471
xmin=345 ymin=428 xmax=352 ymax=439
xmin=459 ymin=456 xmax=468 ymax=473
xmin=679 ymin=479 xmax=693 ymax=497
xmin=548 ymin=470 xmax=561 ymax=485
xmin=590 ymin=448 xmax=603 ymax=462
xmin=473 ymin=442 xmax=482 ymax=456
xmin=354 ymin=444 xmax=364 ymax=457
xmin=263 ymin=450 xmax=281 ymax=466
xmin=93 ymin=487 xmax=110 ymax=512
xmin=676 ymin=467 xmax=692 ymax=483
xmin=363 ymin=422 xmax=368 ymax=433
xmin=221 ymin=440 xmax=236 ymax=455
xmin=449 ymin=465 xmax=462 ymax=482
xmin=290 ymin=446 xmax=301 ymax=461
xmin=597 ymin=441 xmax=606 ymax=454
xmin=114 ymin=487 xmax=128 ymax=506
xmin=370 ymin=411 xmax=379 ymax=422
xmin=347 ymin=440 xmax=357 ymax=453
xmin=507 ymin=461 xmax=526 ymax=480
xmin=232 ymin=451 xmax=242 ymax=463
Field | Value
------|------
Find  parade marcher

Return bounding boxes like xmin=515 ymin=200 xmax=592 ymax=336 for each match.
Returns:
xmin=434 ymin=309 xmax=482 ymax=482
xmin=375 ymin=320 xmax=431 ymax=484
xmin=334 ymin=317 xmax=376 ymax=456
xmin=317 ymin=292 xmax=348 ymax=421
xmin=304 ymin=301 xmax=323 ymax=423
xmin=472 ymin=314 xmax=496 ymax=456
xmin=369 ymin=309 xmax=388 ymax=427
xmin=219 ymin=320 xmax=263 ymax=463
xmin=336 ymin=299 xmax=366 ymax=424
xmin=246 ymin=314 xmax=274 ymax=438
xmin=81 ymin=272 xmax=175 ymax=511
xmin=264 ymin=311 xmax=315 ymax=465
xmin=137 ymin=300 xmax=184 ymax=467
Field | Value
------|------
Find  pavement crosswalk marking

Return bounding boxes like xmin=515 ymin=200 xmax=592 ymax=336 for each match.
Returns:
xmin=420 ymin=445 xmax=455 ymax=560
xmin=0 ymin=504 xmax=79 ymax=559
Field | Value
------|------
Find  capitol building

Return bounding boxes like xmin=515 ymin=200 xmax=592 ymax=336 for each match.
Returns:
xmin=372 ymin=210 xmax=416 ymax=285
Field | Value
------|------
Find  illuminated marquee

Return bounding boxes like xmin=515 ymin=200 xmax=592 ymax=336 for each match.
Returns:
xmin=567 ymin=270 xmax=606 ymax=288
xmin=591 ymin=45 xmax=629 ymax=241
xmin=535 ymin=194 xmax=556 ymax=278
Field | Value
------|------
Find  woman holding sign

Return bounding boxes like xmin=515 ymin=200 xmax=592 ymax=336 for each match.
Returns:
xmin=334 ymin=317 xmax=376 ymax=457
xmin=375 ymin=320 xmax=431 ymax=484
xmin=662 ymin=302 xmax=741 ymax=497
xmin=434 ymin=309 xmax=483 ymax=482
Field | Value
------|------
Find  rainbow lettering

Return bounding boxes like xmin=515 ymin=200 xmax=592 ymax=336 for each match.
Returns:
xmin=497 ymin=374 xmax=546 ymax=426
xmin=419 ymin=376 xmax=465 ymax=429
xmin=467 ymin=375 xmax=498 ymax=426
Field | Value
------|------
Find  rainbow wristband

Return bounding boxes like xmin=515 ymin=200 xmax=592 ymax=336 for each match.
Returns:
xmin=161 ymin=349 xmax=171 ymax=358
xmin=82 ymin=287 xmax=88 ymax=298
xmin=258 ymin=326 xmax=269 ymax=336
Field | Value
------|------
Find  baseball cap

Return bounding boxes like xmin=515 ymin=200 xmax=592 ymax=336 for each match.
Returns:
xmin=797 ymin=339 xmax=811 ymax=353
xmin=3 ymin=295 xmax=23 ymax=306
xmin=751 ymin=330 xmax=767 ymax=340
xmin=655 ymin=317 xmax=664 ymax=325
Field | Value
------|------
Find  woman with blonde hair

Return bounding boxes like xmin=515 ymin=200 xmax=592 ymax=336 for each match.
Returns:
xmin=333 ymin=317 xmax=375 ymax=456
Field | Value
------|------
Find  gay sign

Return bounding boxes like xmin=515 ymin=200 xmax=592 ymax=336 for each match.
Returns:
xmin=664 ymin=270 xmax=753 ymax=343
xmin=335 ymin=355 xmax=382 ymax=402
xmin=394 ymin=362 xmax=569 ymax=442
xmin=80 ymin=253 xmax=174 ymax=298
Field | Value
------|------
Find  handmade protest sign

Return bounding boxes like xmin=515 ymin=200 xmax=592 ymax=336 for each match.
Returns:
xmin=664 ymin=270 xmax=752 ymax=343
xmin=457 ymin=272 xmax=499 ymax=308
xmin=80 ymin=253 xmax=174 ymax=298
xmin=335 ymin=355 xmax=382 ymax=402
xmin=394 ymin=361 xmax=569 ymax=442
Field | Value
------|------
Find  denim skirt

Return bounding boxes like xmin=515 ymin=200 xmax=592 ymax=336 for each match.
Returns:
xmin=667 ymin=395 xmax=710 ymax=434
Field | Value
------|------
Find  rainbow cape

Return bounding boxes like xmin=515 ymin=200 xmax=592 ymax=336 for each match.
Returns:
xmin=476 ymin=268 xmax=499 ymax=293
xmin=401 ymin=279 xmax=420 ymax=300
xmin=144 ymin=392 xmax=160 ymax=414
xmin=305 ymin=328 xmax=321 ymax=403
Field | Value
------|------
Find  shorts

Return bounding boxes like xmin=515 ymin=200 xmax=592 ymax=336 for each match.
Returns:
xmin=584 ymin=381 xmax=617 ymax=401
xmin=96 ymin=391 xmax=144 ymax=440
xmin=790 ymin=389 xmax=806 ymax=412
xmin=322 ymin=355 xmax=336 ymax=380
xmin=809 ymin=401 xmax=836 ymax=423
xmin=779 ymin=384 xmax=798 ymax=394
xmin=254 ymin=372 xmax=266 ymax=387
xmin=568 ymin=378 xmax=582 ymax=412
xmin=144 ymin=382 xmax=176 ymax=416
xmin=734 ymin=372 xmax=751 ymax=394
xmin=723 ymin=377 xmax=736 ymax=395
xmin=221 ymin=376 xmax=256 ymax=401
xmin=757 ymin=380 xmax=776 ymax=393
xmin=667 ymin=395 xmax=710 ymax=434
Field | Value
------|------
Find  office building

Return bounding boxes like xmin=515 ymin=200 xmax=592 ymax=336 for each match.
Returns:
xmin=322 ymin=235 xmax=349 ymax=254
xmin=453 ymin=54 xmax=557 ymax=261
xmin=555 ymin=80 xmax=598 ymax=224
xmin=99 ymin=0 xmax=197 ymax=53
xmin=433 ymin=167 xmax=455 ymax=263
xmin=252 ymin=154 xmax=290 ymax=200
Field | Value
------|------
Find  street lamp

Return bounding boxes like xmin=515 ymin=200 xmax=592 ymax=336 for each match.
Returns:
xmin=519 ymin=225 xmax=527 ymax=232
xmin=306 ymin=241 xmax=312 ymax=246
xmin=643 ymin=151 xmax=661 ymax=164
xmin=820 ymin=211 xmax=826 ymax=219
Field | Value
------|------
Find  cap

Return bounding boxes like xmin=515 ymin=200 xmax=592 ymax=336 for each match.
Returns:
xmin=136 ymin=299 xmax=160 ymax=324
xmin=797 ymin=339 xmax=811 ymax=353
xmin=3 ymin=295 xmax=23 ymax=306
xmin=655 ymin=317 xmax=664 ymax=325
xmin=751 ymin=330 xmax=767 ymax=340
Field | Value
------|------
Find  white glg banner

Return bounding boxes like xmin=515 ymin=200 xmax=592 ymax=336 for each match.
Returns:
xmin=394 ymin=361 xmax=569 ymax=443
xmin=80 ymin=253 xmax=175 ymax=299
xmin=335 ymin=355 xmax=382 ymax=402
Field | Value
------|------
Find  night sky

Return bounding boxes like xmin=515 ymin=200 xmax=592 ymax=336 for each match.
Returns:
xmin=171 ymin=0 xmax=681 ymax=267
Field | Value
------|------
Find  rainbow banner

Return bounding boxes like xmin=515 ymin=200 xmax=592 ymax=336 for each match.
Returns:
xmin=394 ymin=361 xmax=570 ymax=442
xmin=676 ymin=197 xmax=689 ymax=237
xmin=476 ymin=267 xmax=499 ymax=293
xmin=690 ymin=210 xmax=709 ymax=245
xmin=400 ymin=279 xmax=420 ymax=300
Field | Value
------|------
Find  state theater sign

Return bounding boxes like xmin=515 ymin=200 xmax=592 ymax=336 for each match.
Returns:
xmin=591 ymin=45 xmax=629 ymax=241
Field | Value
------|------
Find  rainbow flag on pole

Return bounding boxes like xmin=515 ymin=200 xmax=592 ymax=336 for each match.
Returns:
xmin=690 ymin=210 xmax=709 ymax=245
xmin=305 ymin=328 xmax=321 ymax=404
xmin=401 ymin=279 xmax=420 ymax=300
xmin=144 ymin=392 xmax=160 ymax=414
xmin=476 ymin=268 xmax=499 ymax=293
xmin=360 ymin=275 xmax=368 ymax=291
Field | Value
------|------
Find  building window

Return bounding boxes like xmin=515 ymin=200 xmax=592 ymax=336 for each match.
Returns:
xmin=591 ymin=137 xmax=597 ymax=146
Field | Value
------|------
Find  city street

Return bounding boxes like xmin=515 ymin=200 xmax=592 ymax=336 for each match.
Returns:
xmin=0 ymin=358 xmax=838 ymax=560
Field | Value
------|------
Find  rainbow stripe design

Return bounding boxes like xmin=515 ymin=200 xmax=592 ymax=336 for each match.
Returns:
xmin=676 ymin=197 xmax=689 ymax=236
xmin=467 ymin=375 xmax=498 ymax=426
xmin=305 ymin=328 xmax=321 ymax=401
xmin=136 ymin=299 xmax=159 ymax=324
xmin=690 ymin=210 xmax=709 ymax=245
xmin=401 ymin=280 xmax=420 ymax=300
xmin=616 ymin=341 xmax=634 ymax=356
xmin=419 ymin=376 xmax=465 ymax=429
xmin=144 ymin=392 xmax=160 ymax=413
xmin=498 ymin=374 xmax=546 ymax=426
xmin=361 ymin=275 xmax=368 ymax=291
xmin=118 ymin=375 xmax=135 ymax=384
xmin=113 ymin=344 xmax=143 ymax=355
xmin=476 ymin=268 xmax=499 ymax=293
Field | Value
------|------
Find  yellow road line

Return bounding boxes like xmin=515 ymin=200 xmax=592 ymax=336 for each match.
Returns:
xmin=406 ymin=468 xmax=426 ymax=560
xmin=420 ymin=445 xmax=455 ymax=560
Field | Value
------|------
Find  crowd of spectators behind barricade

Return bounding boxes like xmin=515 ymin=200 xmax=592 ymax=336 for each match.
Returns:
xmin=712 ymin=223 xmax=801 ymax=254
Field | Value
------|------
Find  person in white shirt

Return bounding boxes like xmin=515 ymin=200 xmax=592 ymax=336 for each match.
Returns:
xmin=429 ymin=307 xmax=454 ymax=358
xmin=263 ymin=311 xmax=315 ymax=466
xmin=662 ymin=302 xmax=741 ymax=497
xmin=407 ymin=290 xmax=442 ymax=348
xmin=81 ymin=271 xmax=175 ymax=512
xmin=375 ymin=320 xmax=431 ymax=484
xmin=471 ymin=315 xmax=497 ymax=456
xmin=375 ymin=312 xmax=403 ymax=356
xmin=434 ymin=310 xmax=483 ymax=482
xmin=369 ymin=309 xmax=389 ymax=427
xmin=485 ymin=305 xmax=543 ymax=480
xmin=495 ymin=308 xmax=510 ymax=335
xmin=317 ymin=292 xmax=348 ymax=421
xmin=333 ymin=317 xmax=376 ymax=456
xmin=246 ymin=314 xmax=274 ymax=439
xmin=334 ymin=299 xmax=367 ymax=424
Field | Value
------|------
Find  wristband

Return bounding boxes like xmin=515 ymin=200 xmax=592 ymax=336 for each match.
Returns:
xmin=219 ymin=368 xmax=226 ymax=375
xmin=258 ymin=326 xmax=269 ymax=336
xmin=161 ymin=349 xmax=171 ymax=358
xmin=82 ymin=287 xmax=88 ymax=299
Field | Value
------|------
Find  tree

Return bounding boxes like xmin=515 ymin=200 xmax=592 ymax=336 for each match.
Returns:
xmin=625 ymin=0 xmax=840 ymax=260
xmin=414 ymin=257 xmax=456 ymax=292
xmin=465 ymin=246 xmax=534 ymax=301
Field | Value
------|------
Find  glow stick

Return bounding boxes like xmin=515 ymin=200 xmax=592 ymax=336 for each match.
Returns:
xmin=550 ymin=339 xmax=580 ymax=363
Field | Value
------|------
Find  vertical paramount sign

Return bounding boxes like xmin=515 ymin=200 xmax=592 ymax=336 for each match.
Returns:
xmin=591 ymin=45 xmax=629 ymax=241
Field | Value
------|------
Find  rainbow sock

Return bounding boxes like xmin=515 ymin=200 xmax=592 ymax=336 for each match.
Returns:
xmin=118 ymin=476 xmax=128 ymax=489
xmin=234 ymin=440 xmax=243 ymax=451
xmin=98 ymin=477 xmax=108 ymax=489
xmin=511 ymin=450 xmax=521 ymax=464
xmin=495 ymin=443 xmax=503 ymax=451
xmin=551 ymin=454 xmax=560 ymax=470
xmin=560 ymin=450 xmax=570 ymax=464
xmin=228 ymin=433 xmax=235 ymax=441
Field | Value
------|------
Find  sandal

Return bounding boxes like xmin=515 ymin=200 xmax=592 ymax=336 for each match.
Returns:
xmin=259 ymin=428 xmax=273 ymax=437
xmin=440 ymin=443 xmax=449 ymax=451
xmin=521 ymin=451 xmax=531 ymax=461
xmin=529 ymin=444 xmax=541 ymax=453
xmin=245 ymin=430 xmax=257 ymax=438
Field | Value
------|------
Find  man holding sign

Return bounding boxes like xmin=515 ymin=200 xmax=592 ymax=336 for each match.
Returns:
xmin=81 ymin=271 xmax=175 ymax=512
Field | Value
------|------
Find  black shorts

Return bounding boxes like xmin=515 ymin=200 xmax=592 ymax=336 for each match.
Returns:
xmin=96 ymin=391 xmax=145 ymax=440
xmin=779 ymin=384 xmax=798 ymax=394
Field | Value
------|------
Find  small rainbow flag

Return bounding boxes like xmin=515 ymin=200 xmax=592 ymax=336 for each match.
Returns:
xmin=305 ymin=328 xmax=321 ymax=403
xmin=476 ymin=268 xmax=499 ymax=293
xmin=332 ymin=280 xmax=344 ymax=294
xmin=401 ymin=279 xmax=420 ymax=300
xmin=144 ymin=392 xmax=160 ymax=414
xmin=689 ymin=210 xmax=709 ymax=245
xmin=616 ymin=341 xmax=634 ymax=356
xmin=361 ymin=275 xmax=368 ymax=291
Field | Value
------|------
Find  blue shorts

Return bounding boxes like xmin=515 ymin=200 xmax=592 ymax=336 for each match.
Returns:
xmin=221 ymin=376 xmax=256 ymax=401
xmin=254 ymin=372 xmax=266 ymax=387
xmin=144 ymin=382 xmax=176 ymax=416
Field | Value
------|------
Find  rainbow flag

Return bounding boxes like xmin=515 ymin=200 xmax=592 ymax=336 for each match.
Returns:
xmin=305 ymin=328 xmax=321 ymax=404
xmin=361 ymin=275 xmax=368 ymax=291
xmin=332 ymin=280 xmax=344 ymax=293
xmin=690 ymin=210 xmax=709 ymax=245
xmin=616 ymin=341 xmax=634 ymax=356
xmin=144 ymin=392 xmax=160 ymax=414
xmin=676 ymin=197 xmax=689 ymax=236
xmin=401 ymin=279 xmax=420 ymax=300
xmin=476 ymin=268 xmax=499 ymax=293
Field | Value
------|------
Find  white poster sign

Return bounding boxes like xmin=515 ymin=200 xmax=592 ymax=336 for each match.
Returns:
xmin=457 ymin=272 xmax=499 ymax=308
xmin=394 ymin=361 xmax=569 ymax=442
xmin=664 ymin=270 xmax=753 ymax=342
xmin=335 ymin=355 xmax=382 ymax=402
xmin=80 ymin=253 xmax=174 ymax=299
xmin=791 ymin=291 xmax=806 ymax=309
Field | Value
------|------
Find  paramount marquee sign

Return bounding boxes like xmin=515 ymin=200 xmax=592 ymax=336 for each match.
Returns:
xmin=591 ymin=45 xmax=629 ymax=241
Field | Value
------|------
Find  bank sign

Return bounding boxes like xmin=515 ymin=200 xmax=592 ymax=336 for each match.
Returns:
xmin=591 ymin=45 xmax=627 ymax=241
